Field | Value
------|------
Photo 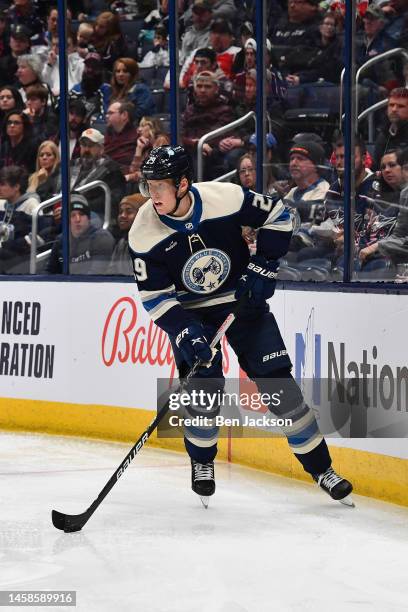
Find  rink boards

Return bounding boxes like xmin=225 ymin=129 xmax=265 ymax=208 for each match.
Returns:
xmin=0 ymin=281 xmax=407 ymax=506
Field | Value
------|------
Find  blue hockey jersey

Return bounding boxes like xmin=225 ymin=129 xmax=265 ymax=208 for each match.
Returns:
xmin=128 ymin=182 xmax=292 ymax=336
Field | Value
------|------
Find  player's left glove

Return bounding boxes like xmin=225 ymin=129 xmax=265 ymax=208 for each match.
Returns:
xmin=235 ymin=254 xmax=279 ymax=307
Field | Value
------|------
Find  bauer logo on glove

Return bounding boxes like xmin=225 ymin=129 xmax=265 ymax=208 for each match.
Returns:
xmin=235 ymin=254 xmax=279 ymax=307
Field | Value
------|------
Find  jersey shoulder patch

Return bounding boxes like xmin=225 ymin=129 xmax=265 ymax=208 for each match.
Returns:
xmin=194 ymin=182 xmax=245 ymax=221
xmin=128 ymin=200 xmax=176 ymax=254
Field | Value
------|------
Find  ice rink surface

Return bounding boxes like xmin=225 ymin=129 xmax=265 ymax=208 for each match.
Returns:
xmin=1 ymin=432 xmax=407 ymax=612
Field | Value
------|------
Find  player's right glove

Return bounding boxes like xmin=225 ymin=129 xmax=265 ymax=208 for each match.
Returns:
xmin=175 ymin=323 xmax=213 ymax=367
xmin=235 ymin=254 xmax=279 ymax=307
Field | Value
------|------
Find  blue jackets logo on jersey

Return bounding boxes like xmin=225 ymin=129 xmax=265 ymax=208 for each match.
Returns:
xmin=182 ymin=248 xmax=231 ymax=294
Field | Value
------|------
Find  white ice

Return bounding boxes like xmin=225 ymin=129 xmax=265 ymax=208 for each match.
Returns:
xmin=1 ymin=431 xmax=408 ymax=612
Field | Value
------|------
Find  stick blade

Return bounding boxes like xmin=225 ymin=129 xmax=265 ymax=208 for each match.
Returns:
xmin=52 ymin=509 xmax=90 ymax=533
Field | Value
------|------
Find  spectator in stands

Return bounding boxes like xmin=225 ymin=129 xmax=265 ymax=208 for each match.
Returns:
xmin=219 ymin=68 xmax=267 ymax=171
xmin=105 ymin=57 xmax=155 ymax=121
xmin=270 ymin=0 xmax=320 ymax=77
xmin=24 ymin=84 xmax=59 ymax=142
xmin=359 ymin=149 xmax=408 ymax=269
xmin=108 ymin=194 xmax=148 ymax=275
xmin=178 ymin=19 xmax=240 ymax=89
xmin=184 ymin=0 xmax=236 ymax=26
xmin=358 ymin=149 xmax=405 ymax=266
xmin=356 ymin=5 xmax=396 ymax=92
xmin=180 ymin=0 xmax=213 ymax=65
xmin=126 ymin=116 xmax=170 ymax=182
xmin=44 ymin=6 xmax=58 ymax=46
xmin=16 ymin=54 xmax=44 ymax=102
xmin=68 ymin=98 xmax=89 ymax=160
xmin=0 ymin=86 xmax=24 ymax=128
xmin=286 ymin=141 xmax=329 ymax=223
xmin=76 ymin=22 xmax=94 ymax=60
xmin=28 ymin=140 xmax=60 ymax=201
xmin=207 ymin=18 xmax=240 ymax=79
xmin=70 ymin=52 xmax=106 ymax=122
xmin=236 ymin=153 xmax=258 ymax=251
xmin=374 ymin=88 xmax=408 ymax=167
xmin=7 ymin=0 xmax=46 ymax=47
xmin=237 ymin=152 xmax=257 ymax=190
xmin=231 ymin=21 xmax=254 ymax=75
xmin=382 ymin=0 xmax=408 ymax=44
xmin=0 ymin=9 xmax=11 ymax=59
xmin=47 ymin=193 xmax=115 ymax=274
xmin=104 ymin=101 xmax=139 ymax=175
xmin=70 ymin=127 xmax=126 ymax=223
xmin=138 ymin=24 xmax=169 ymax=69
xmin=181 ymin=70 xmax=235 ymax=179
xmin=42 ymin=32 xmax=84 ymax=96
xmin=246 ymin=132 xmax=288 ymax=196
xmin=0 ymin=166 xmax=40 ymax=273
xmin=0 ymin=110 xmax=39 ymax=173
xmin=0 ymin=25 xmax=31 ymax=88
xmin=92 ymin=11 xmax=129 ymax=73
xmin=373 ymin=149 xmax=405 ymax=207
xmin=282 ymin=142 xmax=331 ymax=263
xmin=286 ymin=12 xmax=343 ymax=86
xmin=181 ymin=47 xmax=232 ymax=98
xmin=303 ymin=137 xmax=376 ymax=270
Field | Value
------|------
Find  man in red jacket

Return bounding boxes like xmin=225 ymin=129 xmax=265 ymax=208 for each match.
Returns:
xmin=104 ymin=101 xmax=139 ymax=175
xmin=181 ymin=70 xmax=235 ymax=180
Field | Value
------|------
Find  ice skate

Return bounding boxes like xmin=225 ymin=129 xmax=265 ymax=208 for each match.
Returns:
xmin=191 ymin=459 xmax=215 ymax=508
xmin=313 ymin=467 xmax=355 ymax=507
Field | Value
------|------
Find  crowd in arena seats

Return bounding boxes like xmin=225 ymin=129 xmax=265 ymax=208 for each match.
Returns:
xmin=0 ymin=0 xmax=407 ymax=279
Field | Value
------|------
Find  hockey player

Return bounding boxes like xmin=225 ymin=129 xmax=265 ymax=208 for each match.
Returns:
xmin=128 ymin=145 xmax=353 ymax=506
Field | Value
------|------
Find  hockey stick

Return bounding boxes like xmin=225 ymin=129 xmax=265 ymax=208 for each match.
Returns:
xmin=51 ymin=309 xmax=237 ymax=533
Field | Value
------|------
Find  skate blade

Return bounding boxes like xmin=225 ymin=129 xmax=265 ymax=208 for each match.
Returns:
xmin=199 ymin=496 xmax=210 ymax=509
xmin=339 ymin=495 xmax=355 ymax=507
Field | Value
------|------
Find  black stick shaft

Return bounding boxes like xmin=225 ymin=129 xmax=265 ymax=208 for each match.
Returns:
xmin=53 ymin=309 xmax=237 ymax=530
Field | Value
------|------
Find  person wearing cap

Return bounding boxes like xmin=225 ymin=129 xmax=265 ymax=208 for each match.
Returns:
xmin=182 ymin=0 xmax=235 ymax=29
xmin=208 ymin=18 xmax=240 ymax=80
xmin=291 ymin=136 xmax=377 ymax=270
xmin=269 ymin=0 xmax=320 ymax=77
xmin=356 ymin=5 xmax=395 ymax=88
xmin=177 ymin=17 xmax=240 ymax=90
xmin=281 ymin=142 xmax=330 ymax=259
xmin=70 ymin=127 xmax=126 ymax=224
xmin=7 ymin=0 xmax=47 ymax=47
xmin=181 ymin=70 xmax=235 ymax=179
xmin=47 ymin=193 xmax=115 ymax=275
xmin=180 ymin=0 xmax=213 ymax=65
xmin=0 ymin=25 xmax=31 ymax=88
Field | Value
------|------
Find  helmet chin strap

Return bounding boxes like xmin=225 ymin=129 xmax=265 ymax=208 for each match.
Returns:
xmin=168 ymin=181 xmax=189 ymax=216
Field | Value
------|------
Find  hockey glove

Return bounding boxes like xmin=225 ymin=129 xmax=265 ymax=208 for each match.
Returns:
xmin=175 ymin=323 xmax=213 ymax=367
xmin=235 ymin=255 xmax=279 ymax=307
